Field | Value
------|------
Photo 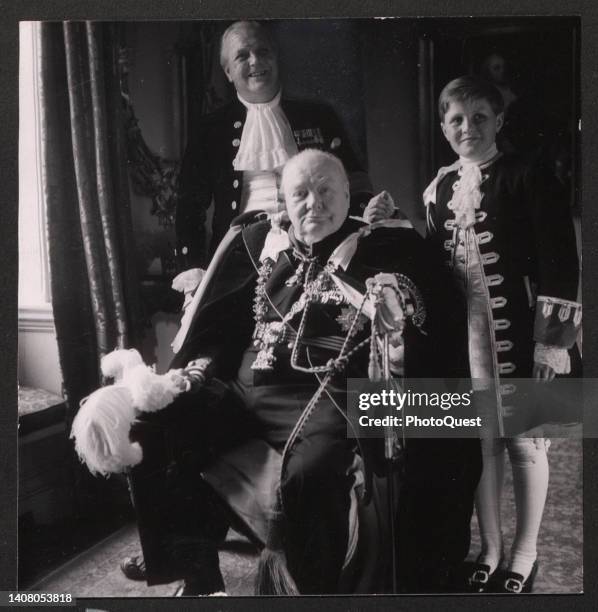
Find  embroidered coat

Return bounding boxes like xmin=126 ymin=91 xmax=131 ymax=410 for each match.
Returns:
xmin=172 ymin=218 xmax=469 ymax=382
xmin=425 ymin=154 xmax=581 ymax=433
xmin=131 ymin=216 xmax=480 ymax=592
xmin=175 ymin=98 xmax=373 ymax=267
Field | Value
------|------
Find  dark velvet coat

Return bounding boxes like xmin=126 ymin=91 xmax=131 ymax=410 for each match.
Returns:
xmin=175 ymin=98 xmax=373 ymax=267
xmin=131 ymin=217 xmax=480 ymax=592
xmin=426 ymin=154 xmax=580 ymax=434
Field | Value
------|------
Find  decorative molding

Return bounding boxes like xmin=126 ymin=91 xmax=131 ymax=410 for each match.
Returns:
xmin=18 ymin=306 xmax=55 ymax=333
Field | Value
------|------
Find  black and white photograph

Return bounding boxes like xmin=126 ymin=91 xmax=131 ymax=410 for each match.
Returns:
xmin=12 ymin=10 xmax=589 ymax=605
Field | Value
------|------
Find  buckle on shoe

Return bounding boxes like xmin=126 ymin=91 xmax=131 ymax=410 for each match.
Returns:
xmin=471 ymin=569 xmax=489 ymax=585
xmin=504 ymin=577 xmax=523 ymax=593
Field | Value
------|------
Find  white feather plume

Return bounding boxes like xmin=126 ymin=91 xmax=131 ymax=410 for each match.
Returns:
xmin=70 ymin=348 xmax=185 ymax=477
xmin=122 ymin=365 xmax=183 ymax=413
xmin=101 ymin=348 xmax=144 ymax=380
xmin=71 ymin=385 xmax=142 ymax=476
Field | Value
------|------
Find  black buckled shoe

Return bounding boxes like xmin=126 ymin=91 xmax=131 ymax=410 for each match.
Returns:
xmin=120 ymin=555 xmax=147 ymax=581
xmin=461 ymin=555 xmax=504 ymax=593
xmin=497 ymin=560 xmax=539 ymax=594
xmin=465 ymin=562 xmax=494 ymax=592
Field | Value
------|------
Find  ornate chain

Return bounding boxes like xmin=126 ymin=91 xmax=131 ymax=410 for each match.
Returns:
xmin=251 ymin=257 xmax=312 ymax=370
xmin=290 ymin=280 xmax=369 ymax=373
xmin=250 ymin=255 xmax=366 ymax=372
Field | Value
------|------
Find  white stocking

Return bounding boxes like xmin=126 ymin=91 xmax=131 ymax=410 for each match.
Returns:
xmin=507 ymin=437 xmax=549 ymax=579
xmin=474 ymin=438 xmax=506 ymax=572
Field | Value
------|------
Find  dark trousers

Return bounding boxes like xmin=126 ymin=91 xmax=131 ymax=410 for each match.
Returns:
xmin=276 ymin=403 xmax=354 ymax=593
xmin=396 ymin=438 xmax=482 ymax=592
xmin=130 ymin=377 xmax=480 ymax=594
xmin=129 ymin=380 xmax=256 ymax=590
xmin=129 ymin=376 xmax=355 ymax=594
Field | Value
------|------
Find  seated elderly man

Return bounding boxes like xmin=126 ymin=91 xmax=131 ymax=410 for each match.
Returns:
xmin=175 ymin=20 xmax=373 ymax=268
xmin=128 ymin=149 xmax=481 ymax=595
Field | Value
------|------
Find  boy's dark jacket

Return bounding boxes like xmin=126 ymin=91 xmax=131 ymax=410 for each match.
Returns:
xmin=427 ymin=153 xmax=580 ymax=380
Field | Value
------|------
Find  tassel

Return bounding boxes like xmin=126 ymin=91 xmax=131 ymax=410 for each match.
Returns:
xmin=255 ymin=548 xmax=299 ymax=595
xmin=368 ymin=324 xmax=382 ymax=381
xmin=255 ymin=506 xmax=299 ymax=595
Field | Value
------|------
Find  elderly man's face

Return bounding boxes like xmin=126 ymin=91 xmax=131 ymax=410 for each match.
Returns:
xmin=222 ymin=25 xmax=280 ymax=103
xmin=283 ymin=156 xmax=350 ymax=246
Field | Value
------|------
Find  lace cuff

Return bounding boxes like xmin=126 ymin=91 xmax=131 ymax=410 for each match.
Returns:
xmin=533 ymin=343 xmax=571 ymax=374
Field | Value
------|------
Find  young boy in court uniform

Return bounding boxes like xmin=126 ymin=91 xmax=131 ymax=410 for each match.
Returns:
xmin=366 ymin=75 xmax=581 ymax=593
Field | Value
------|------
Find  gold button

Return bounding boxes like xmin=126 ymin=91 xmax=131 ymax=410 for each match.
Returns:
xmin=234 ymin=121 xmax=242 ymax=129
xmin=233 ymin=179 xmax=239 ymax=188
xmin=231 ymin=201 xmax=237 ymax=210
xmin=232 ymin=138 xmax=241 ymax=147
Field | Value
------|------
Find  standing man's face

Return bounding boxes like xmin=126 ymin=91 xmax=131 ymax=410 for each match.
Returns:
xmin=222 ymin=24 xmax=280 ymax=103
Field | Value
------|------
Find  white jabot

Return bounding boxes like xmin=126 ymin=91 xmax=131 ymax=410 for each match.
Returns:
xmin=450 ymin=145 xmax=499 ymax=228
xmin=449 ymin=164 xmax=483 ymax=228
xmin=233 ymin=90 xmax=299 ymax=171
xmin=424 ymin=144 xmax=500 ymax=229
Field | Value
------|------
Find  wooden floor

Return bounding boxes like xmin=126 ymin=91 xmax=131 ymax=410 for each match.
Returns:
xmin=25 ymin=438 xmax=582 ymax=597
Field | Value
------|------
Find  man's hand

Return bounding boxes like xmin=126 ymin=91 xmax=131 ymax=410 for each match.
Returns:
xmin=363 ymin=191 xmax=395 ymax=223
xmin=533 ymin=361 xmax=556 ymax=382
xmin=178 ymin=357 xmax=213 ymax=392
xmin=168 ymin=368 xmax=191 ymax=392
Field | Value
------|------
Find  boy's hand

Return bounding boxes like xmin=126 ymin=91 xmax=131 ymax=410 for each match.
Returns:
xmin=533 ymin=362 xmax=556 ymax=381
xmin=363 ymin=191 xmax=395 ymax=223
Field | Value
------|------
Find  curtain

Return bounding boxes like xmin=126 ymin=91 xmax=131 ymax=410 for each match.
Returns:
xmin=38 ymin=21 xmax=143 ymax=514
xmin=39 ymin=21 xmax=142 ymax=419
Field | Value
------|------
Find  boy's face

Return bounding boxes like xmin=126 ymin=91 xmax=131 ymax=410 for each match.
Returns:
xmin=441 ymin=98 xmax=504 ymax=160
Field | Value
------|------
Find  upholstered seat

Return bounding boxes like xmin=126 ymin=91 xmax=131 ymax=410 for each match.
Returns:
xmin=18 ymin=386 xmax=71 ymax=524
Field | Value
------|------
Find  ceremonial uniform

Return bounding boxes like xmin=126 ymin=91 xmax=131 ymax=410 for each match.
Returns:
xmin=130 ymin=217 xmax=480 ymax=594
xmin=175 ymin=98 xmax=373 ymax=267
xmin=425 ymin=153 xmax=580 ymax=433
